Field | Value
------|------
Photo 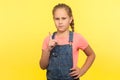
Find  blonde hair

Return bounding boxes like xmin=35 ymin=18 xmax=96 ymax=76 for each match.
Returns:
xmin=52 ymin=3 xmax=74 ymax=32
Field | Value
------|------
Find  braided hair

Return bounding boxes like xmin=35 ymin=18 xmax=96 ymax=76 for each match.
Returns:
xmin=52 ymin=3 xmax=75 ymax=32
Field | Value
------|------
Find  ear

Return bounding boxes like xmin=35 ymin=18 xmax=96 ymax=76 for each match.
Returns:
xmin=69 ymin=17 xmax=73 ymax=23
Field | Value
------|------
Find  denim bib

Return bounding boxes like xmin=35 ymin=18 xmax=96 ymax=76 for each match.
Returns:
xmin=47 ymin=31 xmax=78 ymax=80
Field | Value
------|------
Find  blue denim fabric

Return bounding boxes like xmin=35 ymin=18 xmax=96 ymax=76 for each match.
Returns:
xmin=47 ymin=31 xmax=79 ymax=80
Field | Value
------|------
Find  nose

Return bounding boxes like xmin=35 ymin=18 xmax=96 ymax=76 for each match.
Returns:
xmin=59 ymin=19 xmax=62 ymax=24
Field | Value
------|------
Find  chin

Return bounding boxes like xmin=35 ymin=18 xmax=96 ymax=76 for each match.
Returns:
xmin=58 ymin=29 xmax=68 ymax=32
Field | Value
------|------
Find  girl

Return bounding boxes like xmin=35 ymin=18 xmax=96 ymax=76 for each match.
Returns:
xmin=40 ymin=3 xmax=95 ymax=80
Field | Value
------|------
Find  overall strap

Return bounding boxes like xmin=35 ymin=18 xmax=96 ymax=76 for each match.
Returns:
xmin=52 ymin=32 xmax=57 ymax=39
xmin=69 ymin=31 xmax=73 ymax=42
xmin=52 ymin=31 xmax=73 ymax=42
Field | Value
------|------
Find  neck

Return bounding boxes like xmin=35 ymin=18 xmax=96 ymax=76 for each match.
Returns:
xmin=56 ymin=30 xmax=69 ymax=37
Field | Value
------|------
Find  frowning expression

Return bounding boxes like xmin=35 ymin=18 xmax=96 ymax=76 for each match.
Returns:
xmin=53 ymin=8 xmax=72 ymax=32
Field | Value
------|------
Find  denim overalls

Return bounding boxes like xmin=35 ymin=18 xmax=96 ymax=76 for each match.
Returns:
xmin=47 ymin=31 xmax=79 ymax=80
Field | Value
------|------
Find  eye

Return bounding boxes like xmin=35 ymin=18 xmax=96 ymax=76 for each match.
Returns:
xmin=54 ymin=18 xmax=59 ymax=20
xmin=62 ymin=17 xmax=66 ymax=20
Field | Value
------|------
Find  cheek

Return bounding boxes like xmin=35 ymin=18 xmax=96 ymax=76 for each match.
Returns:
xmin=69 ymin=19 xmax=72 ymax=24
xmin=54 ymin=21 xmax=59 ymax=27
xmin=66 ymin=20 xmax=71 ymax=25
xmin=54 ymin=20 xmax=58 ymax=24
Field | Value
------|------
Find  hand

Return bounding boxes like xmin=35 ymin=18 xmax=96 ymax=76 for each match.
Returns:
xmin=69 ymin=67 xmax=83 ymax=79
xmin=48 ymin=32 xmax=57 ymax=51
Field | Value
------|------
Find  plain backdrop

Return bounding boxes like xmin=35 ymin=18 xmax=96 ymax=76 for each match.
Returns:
xmin=0 ymin=0 xmax=120 ymax=80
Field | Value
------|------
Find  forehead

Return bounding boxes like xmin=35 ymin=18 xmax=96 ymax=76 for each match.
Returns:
xmin=53 ymin=8 xmax=69 ymax=17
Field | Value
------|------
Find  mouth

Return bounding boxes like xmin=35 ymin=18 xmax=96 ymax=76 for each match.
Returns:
xmin=57 ymin=26 xmax=64 ymax=30
xmin=58 ymin=25 xmax=64 ymax=27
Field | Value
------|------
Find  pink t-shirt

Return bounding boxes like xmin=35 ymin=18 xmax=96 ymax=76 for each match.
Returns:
xmin=42 ymin=32 xmax=88 ymax=68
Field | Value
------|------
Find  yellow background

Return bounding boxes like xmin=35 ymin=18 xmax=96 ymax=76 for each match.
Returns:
xmin=0 ymin=0 xmax=120 ymax=80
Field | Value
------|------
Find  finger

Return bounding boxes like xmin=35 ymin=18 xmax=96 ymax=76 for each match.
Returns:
xmin=71 ymin=74 xmax=78 ymax=77
xmin=70 ymin=68 xmax=76 ymax=72
xmin=70 ymin=72 xmax=78 ymax=77
xmin=70 ymin=68 xmax=75 ymax=70
xmin=69 ymin=71 xmax=75 ymax=75
xmin=73 ymin=75 xmax=79 ymax=79
xmin=69 ymin=68 xmax=76 ymax=75
xmin=70 ymin=72 xmax=79 ymax=79
xmin=69 ymin=70 xmax=77 ymax=75
xmin=54 ymin=39 xmax=57 ymax=45
xmin=49 ymin=32 xmax=52 ymax=40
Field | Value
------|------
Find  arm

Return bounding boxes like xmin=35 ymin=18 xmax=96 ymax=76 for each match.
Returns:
xmin=40 ymin=49 xmax=51 ymax=70
xmin=39 ymin=36 xmax=57 ymax=70
xmin=80 ymin=45 xmax=96 ymax=76
xmin=70 ymin=45 xmax=96 ymax=79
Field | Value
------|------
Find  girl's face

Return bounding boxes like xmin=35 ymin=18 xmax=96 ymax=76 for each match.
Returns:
xmin=53 ymin=8 xmax=72 ymax=32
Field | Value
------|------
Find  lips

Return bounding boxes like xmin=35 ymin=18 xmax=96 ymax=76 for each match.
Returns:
xmin=57 ymin=26 xmax=64 ymax=30
xmin=58 ymin=25 xmax=64 ymax=27
xmin=58 ymin=26 xmax=63 ymax=27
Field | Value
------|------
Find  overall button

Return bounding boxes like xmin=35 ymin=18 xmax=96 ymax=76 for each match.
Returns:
xmin=52 ymin=53 xmax=57 ymax=57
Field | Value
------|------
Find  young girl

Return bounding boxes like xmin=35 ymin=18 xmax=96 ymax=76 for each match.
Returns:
xmin=40 ymin=3 xmax=95 ymax=80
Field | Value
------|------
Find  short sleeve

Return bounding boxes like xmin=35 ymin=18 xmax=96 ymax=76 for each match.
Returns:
xmin=42 ymin=36 xmax=50 ymax=50
xmin=74 ymin=33 xmax=88 ymax=50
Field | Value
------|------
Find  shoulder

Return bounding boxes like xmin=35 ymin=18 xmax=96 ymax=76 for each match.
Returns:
xmin=73 ymin=32 xmax=88 ymax=50
xmin=43 ymin=35 xmax=50 ymax=43
xmin=73 ymin=32 xmax=85 ymax=40
xmin=42 ymin=35 xmax=50 ymax=50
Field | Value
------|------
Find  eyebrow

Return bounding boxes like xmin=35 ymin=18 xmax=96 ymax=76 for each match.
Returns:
xmin=54 ymin=16 xmax=67 ymax=19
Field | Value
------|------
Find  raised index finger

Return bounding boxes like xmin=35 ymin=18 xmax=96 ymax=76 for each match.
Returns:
xmin=49 ymin=32 xmax=52 ymax=40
